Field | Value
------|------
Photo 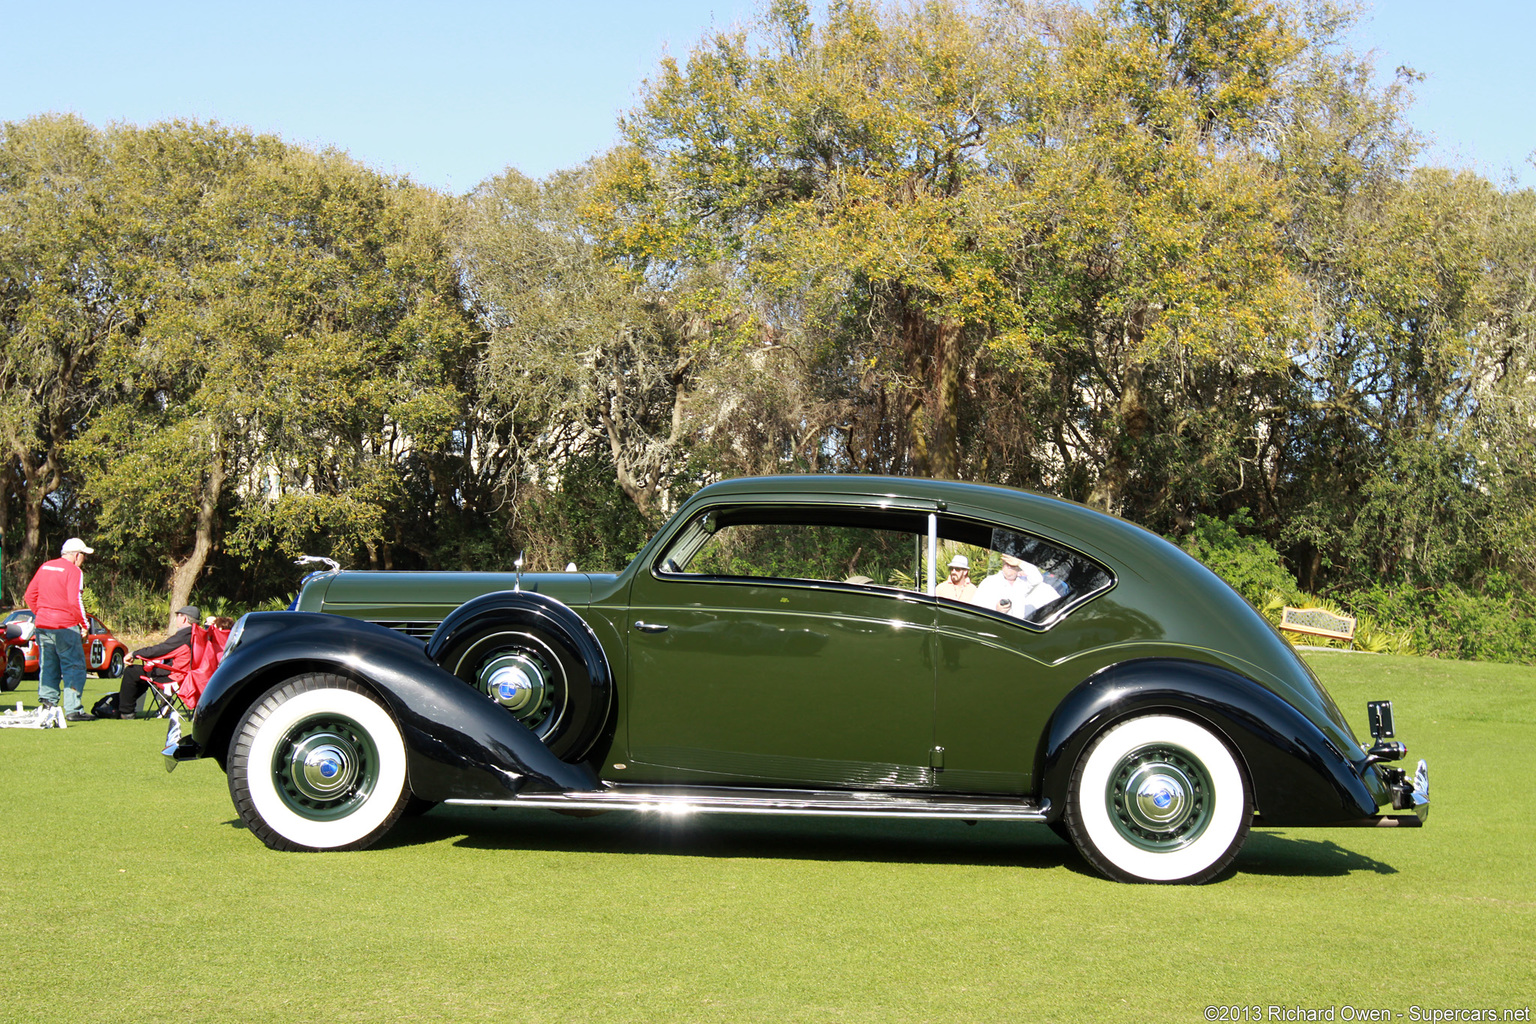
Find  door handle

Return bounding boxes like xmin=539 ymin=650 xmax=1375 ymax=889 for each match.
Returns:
xmin=634 ymin=621 xmax=669 ymax=633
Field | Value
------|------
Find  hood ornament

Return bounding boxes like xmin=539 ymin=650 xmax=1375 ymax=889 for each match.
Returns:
xmin=294 ymin=555 xmax=341 ymax=574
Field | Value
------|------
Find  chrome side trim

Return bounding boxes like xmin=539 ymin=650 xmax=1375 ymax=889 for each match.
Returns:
xmin=445 ymin=785 xmax=1050 ymax=821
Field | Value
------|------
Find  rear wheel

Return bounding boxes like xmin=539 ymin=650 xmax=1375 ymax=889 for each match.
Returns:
xmin=227 ymin=674 xmax=409 ymax=851
xmin=1064 ymin=715 xmax=1250 ymax=884
xmin=99 ymin=648 xmax=125 ymax=679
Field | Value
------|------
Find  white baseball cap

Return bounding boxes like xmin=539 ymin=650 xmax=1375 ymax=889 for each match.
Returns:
xmin=61 ymin=538 xmax=95 ymax=555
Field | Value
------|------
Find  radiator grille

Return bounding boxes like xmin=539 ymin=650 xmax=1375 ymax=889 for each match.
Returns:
xmin=369 ymin=620 xmax=442 ymax=640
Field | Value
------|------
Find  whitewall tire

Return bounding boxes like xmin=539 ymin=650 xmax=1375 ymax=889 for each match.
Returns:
xmin=1064 ymin=714 xmax=1251 ymax=884
xmin=228 ymin=674 xmax=410 ymax=851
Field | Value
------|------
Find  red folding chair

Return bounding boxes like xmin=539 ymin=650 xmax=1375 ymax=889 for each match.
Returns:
xmin=145 ymin=623 xmax=232 ymax=758
xmin=141 ymin=633 xmax=198 ymax=718
xmin=181 ymin=624 xmax=228 ymax=707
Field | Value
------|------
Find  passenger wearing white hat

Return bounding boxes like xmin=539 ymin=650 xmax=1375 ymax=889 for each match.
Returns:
xmin=973 ymin=551 xmax=1057 ymax=620
xmin=935 ymin=554 xmax=977 ymax=602
xmin=22 ymin=538 xmax=96 ymax=720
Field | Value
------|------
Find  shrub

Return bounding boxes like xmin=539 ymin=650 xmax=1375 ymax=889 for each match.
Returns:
xmin=1351 ymin=583 xmax=1536 ymax=664
xmin=85 ymin=576 xmax=171 ymax=634
xmin=1177 ymin=512 xmax=1418 ymax=656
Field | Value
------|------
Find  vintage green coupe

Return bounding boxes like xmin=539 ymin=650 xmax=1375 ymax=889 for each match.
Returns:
xmin=168 ymin=476 xmax=1428 ymax=883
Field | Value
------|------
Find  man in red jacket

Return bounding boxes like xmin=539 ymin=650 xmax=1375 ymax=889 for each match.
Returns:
xmin=23 ymin=537 xmax=95 ymax=722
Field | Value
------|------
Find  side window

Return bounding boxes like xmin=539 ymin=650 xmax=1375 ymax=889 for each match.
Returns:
xmin=657 ymin=507 xmax=927 ymax=591
xmin=936 ymin=519 xmax=1113 ymax=625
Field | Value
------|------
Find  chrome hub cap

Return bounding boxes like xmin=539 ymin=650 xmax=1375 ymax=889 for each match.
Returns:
xmin=273 ymin=715 xmax=378 ymax=820
xmin=291 ymin=735 xmax=360 ymax=801
xmin=1107 ymin=745 xmax=1212 ymax=851
xmin=479 ymin=652 xmax=550 ymax=722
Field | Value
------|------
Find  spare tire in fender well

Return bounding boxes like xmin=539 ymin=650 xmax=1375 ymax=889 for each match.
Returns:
xmin=1038 ymin=659 xmax=1377 ymax=827
xmin=426 ymin=590 xmax=614 ymax=763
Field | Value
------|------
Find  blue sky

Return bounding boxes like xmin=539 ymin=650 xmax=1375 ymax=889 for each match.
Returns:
xmin=1359 ymin=0 xmax=1536 ymax=186
xmin=2 ymin=1 xmax=1531 ymax=194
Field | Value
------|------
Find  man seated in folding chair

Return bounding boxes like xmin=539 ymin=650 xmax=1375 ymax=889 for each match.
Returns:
xmin=115 ymin=605 xmax=199 ymax=720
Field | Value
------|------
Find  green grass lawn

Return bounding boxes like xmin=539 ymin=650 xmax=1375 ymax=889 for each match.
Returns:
xmin=1 ymin=655 xmax=1531 ymax=1023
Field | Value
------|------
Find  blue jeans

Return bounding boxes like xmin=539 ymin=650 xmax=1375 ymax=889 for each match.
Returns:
xmin=37 ymin=626 xmax=87 ymax=714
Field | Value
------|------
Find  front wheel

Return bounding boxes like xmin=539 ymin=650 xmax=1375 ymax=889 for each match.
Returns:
xmin=227 ymin=674 xmax=410 ymax=851
xmin=1064 ymin=715 xmax=1250 ymax=884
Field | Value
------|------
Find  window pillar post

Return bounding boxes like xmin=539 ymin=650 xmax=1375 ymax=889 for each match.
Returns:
xmin=927 ymin=513 xmax=937 ymax=596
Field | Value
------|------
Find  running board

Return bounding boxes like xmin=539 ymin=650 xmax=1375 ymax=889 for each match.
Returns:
xmin=445 ymin=785 xmax=1050 ymax=821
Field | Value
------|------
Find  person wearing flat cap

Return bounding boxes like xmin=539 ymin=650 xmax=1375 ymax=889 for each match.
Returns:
xmin=23 ymin=537 xmax=96 ymax=721
xmin=115 ymin=605 xmax=200 ymax=719
xmin=935 ymin=554 xmax=977 ymax=602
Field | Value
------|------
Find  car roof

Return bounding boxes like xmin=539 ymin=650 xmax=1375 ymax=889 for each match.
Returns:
xmin=687 ymin=475 xmax=1165 ymax=569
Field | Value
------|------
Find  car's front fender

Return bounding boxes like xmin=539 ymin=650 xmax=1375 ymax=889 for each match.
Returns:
xmin=1038 ymin=658 xmax=1381 ymax=826
xmin=192 ymin=612 xmax=601 ymax=800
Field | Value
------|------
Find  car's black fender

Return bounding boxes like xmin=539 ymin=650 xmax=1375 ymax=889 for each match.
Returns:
xmin=1037 ymin=659 xmax=1380 ymax=826
xmin=192 ymin=612 xmax=601 ymax=801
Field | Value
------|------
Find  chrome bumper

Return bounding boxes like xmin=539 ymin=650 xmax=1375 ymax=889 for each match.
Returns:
xmin=161 ymin=735 xmax=203 ymax=773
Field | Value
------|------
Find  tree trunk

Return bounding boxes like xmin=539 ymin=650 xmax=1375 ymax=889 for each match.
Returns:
xmin=906 ymin=310 xmax=964 ymax=480
xmin=0 ymin=461 xmax=9 ymax=603
xmin=11 ymin=448 xmax=63 ymax=589
xmin=931 ymin=319 xmax=963 ymax=480
xmin=166 ymin=450 xmax=227 ymax=628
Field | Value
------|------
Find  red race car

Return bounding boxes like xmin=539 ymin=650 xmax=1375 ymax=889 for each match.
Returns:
xmin=2 ymin=609 xmax=128 ymax=692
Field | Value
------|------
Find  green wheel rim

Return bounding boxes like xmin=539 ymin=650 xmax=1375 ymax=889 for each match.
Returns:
xmin=271 ymin=713 xmax=380 ymax=822
xmin=476 ymin=650 xmax=555 ymax=729
xmin=1105 ymin=743 xmax=1214 ymax=852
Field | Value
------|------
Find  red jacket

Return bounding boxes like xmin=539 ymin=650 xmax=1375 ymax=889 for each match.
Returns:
xmin=23 ymin=557 xmax=87 ymax=629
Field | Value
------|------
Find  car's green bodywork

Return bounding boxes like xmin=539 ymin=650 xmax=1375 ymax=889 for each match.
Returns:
xmin=293 ymin=476 xmax=1369 ymax=801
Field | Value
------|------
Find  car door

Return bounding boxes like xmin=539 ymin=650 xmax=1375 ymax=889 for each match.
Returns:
xmin=624 ymin=504 xmax=938 ymax=789
xmin=85 ymin=616 xmax=105 ymax=669
xmin=930 ymin=517 xmax=1117 ymax=795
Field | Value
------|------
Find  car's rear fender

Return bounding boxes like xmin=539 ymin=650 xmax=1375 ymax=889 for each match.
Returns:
xmin=192 ymin=613 xmax=602 ymax=801
xmin=1038 ymin=658 xmax=1380 ymax=826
